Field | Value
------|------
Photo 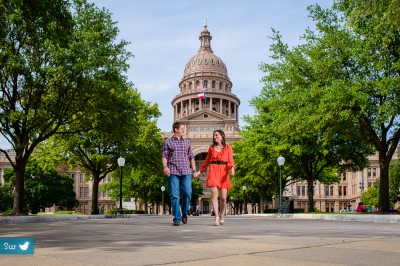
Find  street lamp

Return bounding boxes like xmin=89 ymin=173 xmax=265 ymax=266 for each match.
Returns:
xmin=230 ymin=196 xmax=233 ymax=215
xmin=161 ymin=185 xmax=165 ymax=215
xmin=242 ymin=185 xmax=247 ymax=214
xmin=117 ymin=157 xmax=125 ymax=215
xmin=277 ymin=155 xmax=285 ymax=214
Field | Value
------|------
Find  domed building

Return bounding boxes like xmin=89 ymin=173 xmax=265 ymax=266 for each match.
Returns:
xmin=169 ymin=22 xmax=242 ymax=214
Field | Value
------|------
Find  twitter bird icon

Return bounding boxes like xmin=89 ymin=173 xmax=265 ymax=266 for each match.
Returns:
xmin=19 ymin=241 xmax=30 ymax=251
xmin=1 ymin=237 xmax=34 ymax=254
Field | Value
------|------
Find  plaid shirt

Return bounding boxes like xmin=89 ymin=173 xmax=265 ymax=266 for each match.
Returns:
xmin=162 ymin=135 xmax=194 ymax=176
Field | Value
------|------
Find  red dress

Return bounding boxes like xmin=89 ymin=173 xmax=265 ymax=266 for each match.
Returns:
xmin=200 ymin=144 xmax=235 ymax=189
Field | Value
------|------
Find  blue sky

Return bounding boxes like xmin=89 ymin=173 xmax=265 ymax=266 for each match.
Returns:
xmin=0 ymin=0 xmax=333 ymax=149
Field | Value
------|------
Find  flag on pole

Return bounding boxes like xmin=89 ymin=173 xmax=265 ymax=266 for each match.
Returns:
xmin=203 ymin=92 xmax=207 ymax=105
xmin=197 ymin=84 xmax=202 ymax=91
xmin=197 ymin=92 xmax=205 ymax=99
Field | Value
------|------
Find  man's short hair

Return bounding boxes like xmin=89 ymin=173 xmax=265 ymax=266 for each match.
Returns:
xmin=172 ymin=122 xmax=184 ymax=132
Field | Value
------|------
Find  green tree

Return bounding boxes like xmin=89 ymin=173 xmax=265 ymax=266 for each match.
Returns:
xmin=254 ymin=27 xmax=372 ymax=211
xmin=361 ymin=183 xmax=379 ymax=209
xmin=0 ymin=182 xmax=14 ymax=214
xmin=304 ymin=1 xmax=400 ymax=211
xmin=40 ymin=88 xmax=160 ymax=215
xmin=232 ymin=128 xmax=278 ymax=212
xmin=3 ymin=159 xmax=78 ymax=214
xmin=389 ymin=161 xmax=400 ymax=205
xmin=100 ymin=116 xmax=164 ymax=214
xmin=191 ymin=178 xmax=204 ymax=209
xmin=0 ymin=0 xmax=132 ymax=215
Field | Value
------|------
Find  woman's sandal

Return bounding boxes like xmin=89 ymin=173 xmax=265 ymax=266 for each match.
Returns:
xmin=219 ymin=216 xmax=224 ymax=225
xmin=214 ymin=216 xmax=220 ymax=226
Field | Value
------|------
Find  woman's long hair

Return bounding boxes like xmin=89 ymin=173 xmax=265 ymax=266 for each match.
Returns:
xmin=212 ymin=130 xmax=226 ymax=148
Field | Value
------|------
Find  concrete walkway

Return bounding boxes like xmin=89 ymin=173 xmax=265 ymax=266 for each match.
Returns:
xmin=1 ymin=213 xmax=399 ymax=224
xmin=1 ymin=214 xmax=399 ymax=265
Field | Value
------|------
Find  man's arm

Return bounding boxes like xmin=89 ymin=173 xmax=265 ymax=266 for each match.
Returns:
xmin=162 ymin=158 xmax=169 ymax=176
xmin=190 ymin=159 xmax=200 ymax=178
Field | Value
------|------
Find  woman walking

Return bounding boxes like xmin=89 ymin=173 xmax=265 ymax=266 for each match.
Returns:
xmin=200 ymin=130 xmax=235 ymax=226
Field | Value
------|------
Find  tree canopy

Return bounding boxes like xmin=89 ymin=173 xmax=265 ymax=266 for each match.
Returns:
xmin=0 ymin=0 xmax=132 ymax=214
xmin=237 ymin=0 xmax=400 ymax=212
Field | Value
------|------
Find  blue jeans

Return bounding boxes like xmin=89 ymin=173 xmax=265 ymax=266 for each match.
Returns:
xmin=168 ymin=174 xmax=192 ymax=222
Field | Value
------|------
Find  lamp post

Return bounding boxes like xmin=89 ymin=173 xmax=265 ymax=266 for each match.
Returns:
xmin=277 ymin=155 xmax=285 ymax=214
xmin=161 ymin=185 xmax=165 ymax=215
xmin=230 ymin=196 xmax=233 ymax=215
xmin=117 ymin=157 xmax=125 ymax=215
xmin=242 ymin=185 xmax=247 ymax=214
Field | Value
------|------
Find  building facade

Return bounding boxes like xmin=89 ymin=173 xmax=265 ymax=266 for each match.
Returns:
xmin=286 ymin=153 xmax=398 ymax=212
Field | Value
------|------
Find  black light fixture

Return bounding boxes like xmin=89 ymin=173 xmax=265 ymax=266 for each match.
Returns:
xmin=117 ymin=157 xmax=125 ymax=215
xmin=242 ymin=185 xmax=247 ymax=214
xmin=161 ymin=185 xmax=165 ymax=215
xmin=277 ymin=155 xmax=285 ymax=214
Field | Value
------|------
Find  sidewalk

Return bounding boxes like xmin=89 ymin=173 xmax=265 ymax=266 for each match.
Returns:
xmin=1 ymin=214 xmax=399 ymax=265
xmin=1 ymin=213 xmax=399 ymax=224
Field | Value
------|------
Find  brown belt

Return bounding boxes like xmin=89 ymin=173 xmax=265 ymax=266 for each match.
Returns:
xmin=210 ymin=161 xmax=227 ymax=165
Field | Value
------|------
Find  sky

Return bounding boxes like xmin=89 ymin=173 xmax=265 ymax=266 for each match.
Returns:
xmin=0 ymin=0 xmax=333 ymax=150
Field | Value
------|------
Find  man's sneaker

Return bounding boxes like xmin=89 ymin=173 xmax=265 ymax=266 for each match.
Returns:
xmin=182 ymin=216 xmax=188 ymax=224
xmin=173 ymin=221 xmax=180 ymax=226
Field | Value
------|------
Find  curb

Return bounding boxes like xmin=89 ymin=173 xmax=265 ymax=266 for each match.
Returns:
xmin=1 ymin=213 xmax=399 ymax=224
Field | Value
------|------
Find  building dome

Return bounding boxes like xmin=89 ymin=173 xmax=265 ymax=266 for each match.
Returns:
xmin=182 ymin=49 xmax=229 ymax=80
xmin=181 ymin=24 xmax=230 ymax=81
xmin=172 ymin=22 xmax=240 ymax=139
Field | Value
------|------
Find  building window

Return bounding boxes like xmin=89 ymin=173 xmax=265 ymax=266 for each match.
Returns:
xmin=79 ymin=174 xmax=84 ymax=183
xmin=212 ymin=80 xmax=216 ymax=88
xmin=325 ymin=186 xmax=334 ymax=197
xmin=372 ymin=168 xmax=377 ymax=177
xmin=367 ymin=168 xmax=371 ymax=177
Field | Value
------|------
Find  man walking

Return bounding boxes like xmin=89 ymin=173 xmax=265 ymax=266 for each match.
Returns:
xmin=162 ymin=122 xmax=199 ymax=226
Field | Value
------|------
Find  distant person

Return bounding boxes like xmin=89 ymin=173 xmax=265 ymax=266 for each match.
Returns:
xmin=356 ymin=202 xmax=367 ymax=213
xmin=162 ymin=122 xmax=200 ymax=226
xmin=200 ymin=130 xmax=235 ymax=226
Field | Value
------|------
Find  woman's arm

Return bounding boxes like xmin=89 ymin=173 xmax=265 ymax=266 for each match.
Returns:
xmin=200 ymin=146 xmax=213 ymax=172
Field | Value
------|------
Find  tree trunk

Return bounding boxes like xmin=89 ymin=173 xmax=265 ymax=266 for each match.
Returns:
xmin=378 ymin=151 xmax=390 ymax=212
xmin=307 ymin=176 xmax=315 ymax=212
xmin=259 ymin=192 xmax=265 ymax=213
xmin=12 ymin=158 xmax=27 ymax=215
xmin=91 ymin=175 xmax=100 ymax=214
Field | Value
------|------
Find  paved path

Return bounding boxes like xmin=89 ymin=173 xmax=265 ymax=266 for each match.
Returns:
xmin=1 ymin=215 xmax=399 ymax=265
